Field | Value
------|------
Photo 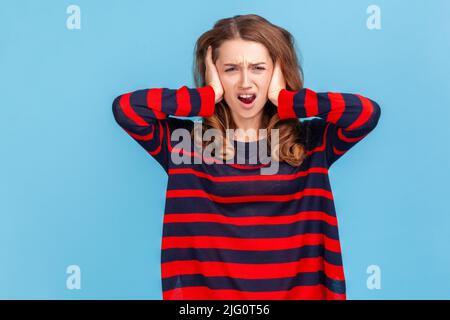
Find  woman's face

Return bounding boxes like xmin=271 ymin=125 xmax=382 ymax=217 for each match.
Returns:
xmin=215 ymin=38 xmax=274 ymax=120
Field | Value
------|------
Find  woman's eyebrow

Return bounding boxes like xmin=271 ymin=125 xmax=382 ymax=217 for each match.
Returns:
xmin=223 ymin=62 xmax=267 ymax=66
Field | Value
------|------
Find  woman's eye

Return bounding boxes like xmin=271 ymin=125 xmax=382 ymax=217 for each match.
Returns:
xmin=224 ymin=66 xmax=265 ymax=72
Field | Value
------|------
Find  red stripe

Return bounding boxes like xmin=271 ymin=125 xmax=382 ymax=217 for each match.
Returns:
xmin=175 ymin=86 xmax=192 ymax=116
xmin=124 ymin=125 xmax=155 ymax=141
xmin=146 ymin=88 xmax=167 ymax=120
xmin=161 ymin=257 xmax=344 ymax=280
xmin=327 ymin=92 xmax=345 ymax=124
xmin=347 ymin=94 xmax=374 ymax=130
xmin=168 ymin=167 xmax=328 ymax=182
xmin=166 ymin=188 xmax=333 ymax=203
xmin=277 ymin=89 xmax=296 ymax=119
xmin=119 ymin=93 xmax=149 ymax=126
xmin=337 ymin=128 xmax=366 ymax=142
xmin=162 ymin=233 xmax=341 ymax=253
xmin=147 ymin=121 xmax=164 ymax=156
xmin=304 ymin=88 xmax=318 ymax=117
xmin=227 ymin=162 xmax=270 ymax=170
xmin=164 ymin=210 xmax=337 ymax=226
xmin=197 ymin=85 xmax=215 ymax=117
xmin=332 ymin=146 xmax=345 ymax=155
xmin=163 ymin=284 xmax=346 ymax=300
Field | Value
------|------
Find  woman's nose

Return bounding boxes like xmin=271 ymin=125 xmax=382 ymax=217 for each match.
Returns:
xmin=238 ymin=69 xmax=252 ymax=88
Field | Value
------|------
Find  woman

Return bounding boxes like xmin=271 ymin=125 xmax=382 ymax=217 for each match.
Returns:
xmin=112 ymin=14 xmax=381 ymax=300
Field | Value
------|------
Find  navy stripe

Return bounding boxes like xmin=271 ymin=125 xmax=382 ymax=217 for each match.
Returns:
xmin=161 ymin=88 xmax=178 ymax=115
xmin=167 ymin=173 xmax=331 ymax=197
xmin=168 ymin=153 xmax=327 ymax=176
xmin=163 ymin=220 xmax=339 ymax=240
xmin=293 ymin=89 xmax=308 ymax=118
xmin=188 ymin=88 xmax=202 ymax=115
xmin=129 ymin=89 xmax=148 ymax=109
xmin=162 ymin=271 xmax=346 ymax=294
xmin=317 ymin=92 xmax=332 ymax=115
xmin=165 ymin=196 xmax=338 ymax=218
xmin=338 ymin=93 xmax=364 ymax=127
xmin=161 ymin=246 xmax=343 ymax=266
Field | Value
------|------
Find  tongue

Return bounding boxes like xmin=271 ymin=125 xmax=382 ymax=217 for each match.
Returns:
xmin=239 ymin=95 xmax=255 ymax=104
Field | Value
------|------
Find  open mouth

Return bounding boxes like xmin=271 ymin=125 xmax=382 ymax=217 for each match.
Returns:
xmin=237 ymin=94 xmax=257 ymax=105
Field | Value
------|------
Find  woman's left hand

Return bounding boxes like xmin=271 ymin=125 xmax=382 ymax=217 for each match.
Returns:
xmin=268 ymin=60 xmax=286 ymax=107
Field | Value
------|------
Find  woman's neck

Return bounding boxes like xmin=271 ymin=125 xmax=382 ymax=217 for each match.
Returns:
xmin=232 ymin=113 xmax=266 ymax=142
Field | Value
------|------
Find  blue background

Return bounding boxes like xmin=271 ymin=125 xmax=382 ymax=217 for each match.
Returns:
xmin=1 ymin=0 xmax=449 ymax=299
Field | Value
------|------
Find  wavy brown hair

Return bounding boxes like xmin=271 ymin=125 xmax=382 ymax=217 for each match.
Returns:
xmin=191 ymin=14 xmax=308 ymax=166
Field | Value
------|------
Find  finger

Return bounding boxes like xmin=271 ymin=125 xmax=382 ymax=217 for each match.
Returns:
xmin=206 ymin=46 xmax=213 ymax=65
xmin=275 ymin=60 xmax=281 ymax=73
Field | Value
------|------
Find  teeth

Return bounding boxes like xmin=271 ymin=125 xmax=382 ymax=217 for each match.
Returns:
xmin=238 ymin=94 xmax=255 ymax=98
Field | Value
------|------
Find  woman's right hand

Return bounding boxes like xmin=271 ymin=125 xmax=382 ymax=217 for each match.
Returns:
xmin=205 ymin=45 xmax=224 ymax=104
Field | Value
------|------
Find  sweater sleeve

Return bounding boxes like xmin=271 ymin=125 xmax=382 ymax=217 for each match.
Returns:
xmin=277 ymin=88 xmax=381 ymax=168
xmin=112 ymin=85 xmax=215 ymax=172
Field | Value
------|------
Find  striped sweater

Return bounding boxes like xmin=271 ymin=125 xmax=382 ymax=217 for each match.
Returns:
xmin=112 ymin=84 xmax=381 ymax=300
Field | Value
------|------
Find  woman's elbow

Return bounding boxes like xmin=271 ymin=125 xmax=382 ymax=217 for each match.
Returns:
xmin=111 ymin=95 xmax=125 ymax=125
xmin=369 ymin=99 xmax=382 ymax=129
